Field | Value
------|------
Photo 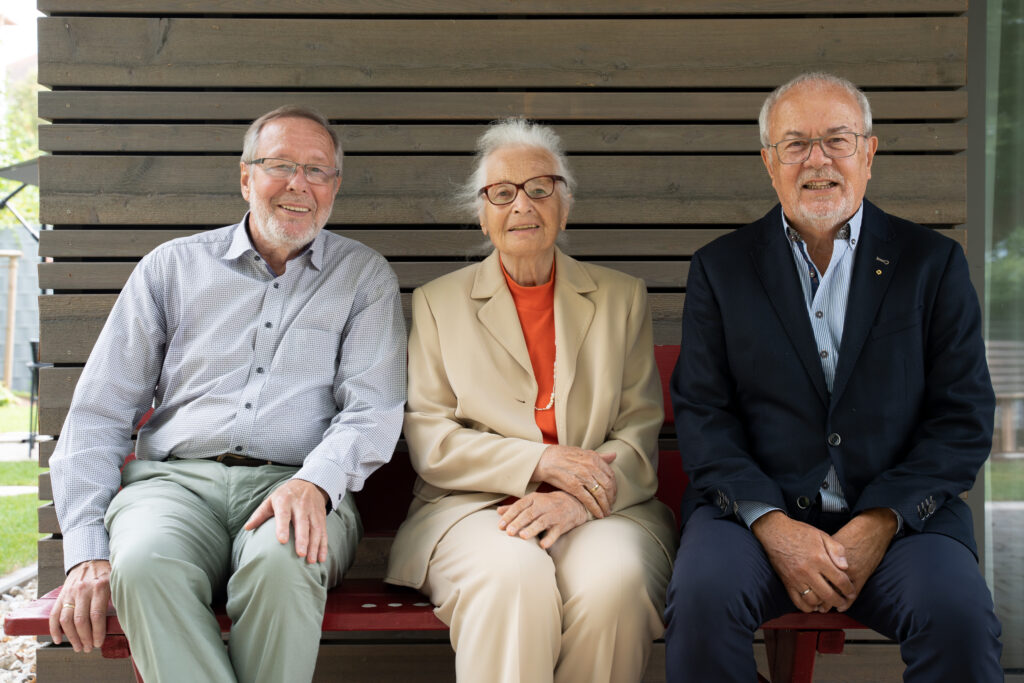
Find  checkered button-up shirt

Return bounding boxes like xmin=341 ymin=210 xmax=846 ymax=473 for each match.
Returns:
xmin=51 ymin=217 xmax=407 ymax=570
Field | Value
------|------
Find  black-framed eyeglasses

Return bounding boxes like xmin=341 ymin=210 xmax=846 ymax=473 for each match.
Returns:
xmin=478 ymin=175 xmax=566 ymax=206
xmin=767 ymin=132 xmax=867 ymax=165
xmin=246 ymin=157 xmax=340 ymax=185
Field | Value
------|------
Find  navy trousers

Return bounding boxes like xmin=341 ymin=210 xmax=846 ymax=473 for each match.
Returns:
xmin=663 ymin=504 xmax=1003 ymax=682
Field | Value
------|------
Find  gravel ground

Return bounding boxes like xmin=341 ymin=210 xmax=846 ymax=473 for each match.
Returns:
xmin=0 ymin=579 xmax=38 ymax=683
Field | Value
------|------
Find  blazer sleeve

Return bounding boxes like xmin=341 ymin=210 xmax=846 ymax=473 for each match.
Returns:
xmin=670 ymin=251 xmax=788 ymax=514
xmin=854 ymin=242 xmax=995 ymax=530
xmin=593 ymin=277 xmax=663 ymax=512
xmin=403 ymin=286 xmax=548 ymax=496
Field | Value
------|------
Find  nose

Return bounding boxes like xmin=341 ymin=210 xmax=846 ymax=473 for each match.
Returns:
xmin=804 ymin=139 xmax=832 ymax=167
xmin=286 ymin=166 xmax=312 ymax=192
xmin=509 ymin=186 xmax=534 ymax=211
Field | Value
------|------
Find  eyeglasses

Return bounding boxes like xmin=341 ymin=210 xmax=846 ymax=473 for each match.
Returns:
xmin=767 ymin=132 xmax=867 ymax=165
xmin=247 ymin=157 xmax=340 ymax=185
xmin=478 ymin=175 xmax=566 ymax=206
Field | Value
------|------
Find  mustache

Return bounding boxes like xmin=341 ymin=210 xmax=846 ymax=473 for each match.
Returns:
xmin=798 ymin=170 xmax=843 ymax=184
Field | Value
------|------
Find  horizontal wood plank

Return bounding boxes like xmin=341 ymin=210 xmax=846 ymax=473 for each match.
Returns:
xmin=38 ymin=155 xmax=967 ymax=226
xmin=39 ymin=260 xmax=690 ymax=291
xmin=37 ymin=292 xmax=686 ymax=364
xmin=39 ymin=90 xmax=969 ymax=123
xmin=38 ymin=122 xmax=966 ymax=154
xmin=38 ymin=17 xmax=966 ymax=89
xmin=39 ymin=228 xmax=728 ymax=258
xmin=38 ymin=0 xmax=967 ymax=16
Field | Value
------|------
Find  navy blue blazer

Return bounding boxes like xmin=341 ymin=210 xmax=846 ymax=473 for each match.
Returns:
xmin=670 ymin=200 xmax=994 ymax=555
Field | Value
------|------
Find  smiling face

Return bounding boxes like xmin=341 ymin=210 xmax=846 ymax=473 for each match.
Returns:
xmin=478 ymin=145 xmax=569 ymax=264
xmin=240 ymin=116 xmax=341 ymax=252
xmin=760 ymin=81 xmax=878 ymax=236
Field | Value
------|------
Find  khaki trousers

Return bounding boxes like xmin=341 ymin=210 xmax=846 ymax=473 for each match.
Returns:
xmin=105 ymin=458 xmax=361 ymax=683
xmin=423 ymin=507 xmax=672 ymax=683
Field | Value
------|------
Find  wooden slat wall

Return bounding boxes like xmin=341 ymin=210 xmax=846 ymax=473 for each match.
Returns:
xmin=34 ymin=4 xmax=967 ymax=678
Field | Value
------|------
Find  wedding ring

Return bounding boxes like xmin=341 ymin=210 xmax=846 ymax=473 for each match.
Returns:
xmin=589 ymin=482 xmax=602 ymax=493
xmin=63 ymin=602 xmax=75 ymax=609
xmin=800 ymin=588 xmax=812 ymax=596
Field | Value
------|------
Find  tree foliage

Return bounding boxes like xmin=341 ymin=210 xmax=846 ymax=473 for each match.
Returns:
xmin=0 ymin=66 xmax=42 ymax=229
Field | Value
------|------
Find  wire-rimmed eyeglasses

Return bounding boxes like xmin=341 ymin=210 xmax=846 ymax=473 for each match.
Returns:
xmin=766 ymin=132 xmax=868 ymax=165
xmin=246 ymin=157 xmax=340 ymax=185
xmin=478 ymin=175 xmax=566 ymax=206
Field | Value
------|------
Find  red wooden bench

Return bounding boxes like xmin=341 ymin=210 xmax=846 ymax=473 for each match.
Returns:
xmin=6 ymin=345 xmax=869 ymax=682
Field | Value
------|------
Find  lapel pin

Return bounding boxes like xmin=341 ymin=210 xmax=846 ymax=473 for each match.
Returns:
xmin=875 ymin=256 xmax=889 ymax=265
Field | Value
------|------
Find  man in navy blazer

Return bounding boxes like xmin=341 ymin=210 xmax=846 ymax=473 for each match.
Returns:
xmin=664 ymin=72 xmax=1003 ymax=682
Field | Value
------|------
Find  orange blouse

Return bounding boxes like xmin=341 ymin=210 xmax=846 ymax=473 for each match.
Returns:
xmin=501 ymin=260 xmax=557 ymax=445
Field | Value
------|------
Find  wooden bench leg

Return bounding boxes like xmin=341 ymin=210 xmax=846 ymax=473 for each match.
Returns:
xmin=764 ymin=629 xmax=818 ymax=683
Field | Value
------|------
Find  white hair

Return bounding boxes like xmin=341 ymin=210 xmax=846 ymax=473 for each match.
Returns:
xmin=758 ymin=72 xmax=873 ymax=147
xmin=458 ymin=117 xmax=576 ymax=218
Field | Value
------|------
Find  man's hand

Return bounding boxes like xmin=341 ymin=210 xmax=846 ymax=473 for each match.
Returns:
xmin=244 ymin=479 xmax=331 ymax=564
xmin=497 ymin=491 xmax=588 ymax=550
xmin=49 ymin=559 xmax=111 ymax=653
xmin=532 ymin=445 xmax=617 ymax=519
xmin=830 ymin=508 xmax=899 ymax=605
xmin=752 ymin=511 xmax=855 ymax=613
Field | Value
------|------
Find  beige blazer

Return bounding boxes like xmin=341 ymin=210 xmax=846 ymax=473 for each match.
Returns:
xmin=386 ymin=248 xmax=677 ymax=589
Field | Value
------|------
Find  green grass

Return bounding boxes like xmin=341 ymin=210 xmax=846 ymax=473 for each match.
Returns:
xmin=0 ymin=398 xmax=31 ymax=433
xmin=0 ymin=461 xmax=45 ymax=487
xmin=0 ymin=494 xmax=44 ymax=576
xmin=989 ymin=458 xmax=1024 ymax=502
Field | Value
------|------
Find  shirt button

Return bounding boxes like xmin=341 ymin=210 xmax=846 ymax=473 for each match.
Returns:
xmin=254 ymin=255 xmax=261 ymax=262
xmin=820 ymin=350 xmax=829 ymax=359
xmin=851 ymin=238 xmax=856 ymax=245
xmin=265 ymin=322 xmax=272 ymax=328
xmin=827 ymin=433 xmax=842 ymax=447
xmin=797 ymin=496 xmax=812 ymax=509
xmin=822 ymin=481 xmax=830 ymax=490
xmin=273 ymin=283 xmax=280 ymax=289
xmin=234 ymin=446 xmax=243 ymax=452
xmin=245 ymin=402 xmax=252 ymax=409
xmin=815 ymin=311 xmax=824 ymax=319
xmin=256 ymin=367 xmax=264 ymax=374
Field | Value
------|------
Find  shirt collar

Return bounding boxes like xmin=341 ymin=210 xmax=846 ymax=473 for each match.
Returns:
xmin=781 ymin=203 xmax=864 ymax=249
xmin=222 ymin=212 xmax=325 ymax=271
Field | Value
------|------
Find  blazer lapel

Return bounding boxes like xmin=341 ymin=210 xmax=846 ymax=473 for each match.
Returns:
xmin=750 ymin=210 xmax=830 ymax=406
xmin=830 ymin=200 xmax=900 ymax=406
xmin=472 ymin=250 xmax=534 ymax=379
xmin=552 ymin=248 xmax=596 ymax=443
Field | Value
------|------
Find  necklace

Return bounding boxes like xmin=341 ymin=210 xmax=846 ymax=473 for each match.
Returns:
xmin=535 ymin=359 xmax=556 ymax=411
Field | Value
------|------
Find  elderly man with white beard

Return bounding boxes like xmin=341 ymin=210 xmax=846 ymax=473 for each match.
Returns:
xmin=48 ymin=105 xmax=406 ymax=683
xmin=664 ymin=73 xmax=1003 ymax=682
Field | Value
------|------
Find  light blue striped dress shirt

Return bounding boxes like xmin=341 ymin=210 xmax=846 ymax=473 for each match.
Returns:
xmin=735 ymin=204 xmax=863 ymax=527
xmin=51 ymin=217 xmax=407 ymax=570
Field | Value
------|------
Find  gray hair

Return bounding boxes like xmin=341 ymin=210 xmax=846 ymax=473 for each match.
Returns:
xmin=241 ymin=105 xmax=344 ymax=173
xmin=758 ymin=72 xmax=873 ymax=148
xmin=458 ymin=117 xmax=576 ymax=219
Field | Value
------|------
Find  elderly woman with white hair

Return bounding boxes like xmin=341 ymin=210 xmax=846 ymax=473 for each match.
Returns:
xmin=386 ymin=118 xmax=677 ymax=682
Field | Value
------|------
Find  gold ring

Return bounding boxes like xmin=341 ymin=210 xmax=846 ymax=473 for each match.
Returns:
xmin=589 ymin=483 xmax=601 ymax=493
xmin=63 ymin=602 xmax=75 ymax=609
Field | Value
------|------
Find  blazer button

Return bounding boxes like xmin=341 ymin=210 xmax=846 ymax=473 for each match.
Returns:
xmin=797 ymin=496 xmax=812 ymax=510
xmin=827 ymin=433 xmax=842 ymax=447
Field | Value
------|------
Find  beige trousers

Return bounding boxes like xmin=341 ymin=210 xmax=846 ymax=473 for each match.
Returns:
xmin=423 ymin=507 xmax=672 ymax=683
xmin=105 ymin=458 xmax=361 ymax=683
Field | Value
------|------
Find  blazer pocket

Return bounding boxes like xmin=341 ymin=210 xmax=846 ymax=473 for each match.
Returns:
xmin=870 ymin=306 xmax=923 ymax=339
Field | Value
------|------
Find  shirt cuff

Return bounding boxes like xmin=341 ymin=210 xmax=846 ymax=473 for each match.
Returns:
xmin=294 ymin=460 xmax=349 ymax=512
xmin=889 ymin=507 xmax=904 ymax=536
xmin=61 ymin=523 xmax=111 ymax=574
xmin=734 ymin=500 xmax=783 ymax=528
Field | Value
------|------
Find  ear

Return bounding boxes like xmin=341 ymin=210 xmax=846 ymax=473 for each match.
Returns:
xmin=240 ymin=161 xmax=252 ymax=201
xmin=863 ymin=136 xmax=879 ymax=180
xmin=760 ymin=147 xmax=775 ymax=182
